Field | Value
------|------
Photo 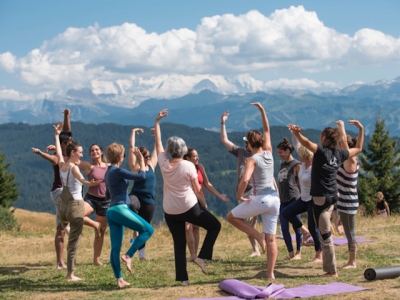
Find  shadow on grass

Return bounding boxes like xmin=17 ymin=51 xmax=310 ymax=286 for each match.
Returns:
xmin=0 ymin=262 xmax=52 ymax=276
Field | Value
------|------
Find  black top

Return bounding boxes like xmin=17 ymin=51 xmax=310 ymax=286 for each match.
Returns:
xmin=376 ymin=200 xmax=386 ymax=210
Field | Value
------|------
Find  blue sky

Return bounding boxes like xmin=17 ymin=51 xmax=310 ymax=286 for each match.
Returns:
xmin=1 ymin=0 xmax=399 ymax=103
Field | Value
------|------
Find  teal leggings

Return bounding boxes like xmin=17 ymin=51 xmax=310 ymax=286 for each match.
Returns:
xmin=106 ymin=204 xmax=154 ymax=278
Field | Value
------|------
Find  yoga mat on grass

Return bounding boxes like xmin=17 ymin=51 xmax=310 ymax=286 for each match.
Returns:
xmin=277 ymin=235 xmax=372 ymax=245
xmin=364 ymin=266 xmax=400 ymax=280
xmin=178 ymin=279 xmax=368 ymax=299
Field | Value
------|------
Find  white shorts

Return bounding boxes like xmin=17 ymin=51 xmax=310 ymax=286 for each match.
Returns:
xmin=232 ymin=192 xmax=280 ymax=234
xmin=50 ymin=188 xmax=62 ymax=227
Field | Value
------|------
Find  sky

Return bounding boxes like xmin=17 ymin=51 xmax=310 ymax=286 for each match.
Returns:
xmin=1 ymin=0 xmax=400 ymax=103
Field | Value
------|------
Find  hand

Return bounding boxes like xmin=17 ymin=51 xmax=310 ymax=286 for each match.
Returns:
xmin=31 ymin=147 xmax=40 ymax=154
xmin=46 ymin=145 xmax=56 ymax=152
xmin=238 ymin=197 xmax=250 ymax=202
xmin=335 ymin=120 xmax=345 ymax=128
xmin=288 ymin=124 xmax=303 ymax=134
xmin=132 ymin=147 xmax=144 ymax=160
xmin=89 ymin=179 xmax=102 ymax=186
xmin=221 ymin=110 xmax=229 ymax=122
xmin=132 ymin=128 xmax=144 ymax=134
xmin=348 ymin=120 xmax=363 ymax=129
xmin=53 ymin=122 xmax=63 ymax=135
xmin=250 ymin=102 xmax=263 ymax=110
xmin=156 ymin=109 xmax=168 ymax=122
xmin=219 ymin=194 xmax=230 ymax=202
xmin=62 ymin=109 xmax=71 ymax=116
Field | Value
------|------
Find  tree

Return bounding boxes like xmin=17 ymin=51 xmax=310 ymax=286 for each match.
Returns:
xmin=0 ymin=147 xmax=19 ymax=208
xmin=358 ymin=116 xmax=400 ymax=214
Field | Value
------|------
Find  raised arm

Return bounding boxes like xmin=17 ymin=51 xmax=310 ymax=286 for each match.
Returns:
xmin=154 ymin=109 xmax=168 ymax=155
xmin=31 ymin=147 xmax=58 ymax=165
xmin=236 ymin=158 xmax=256 ymax=201
xmin=220 ymin=110 xmax=234 ymax=151
xmin=128 ymin=128 xmax=144 ymax=172
xmin=347 ymin=120 xmax=364 ymax=158
xmin=336 ymin=120 xmax=357 ymax=173
xmin=251 ymin=102 xmax=271 ymax=152
xmin=288 ymin=124 xmax=318 ymax=153
xmin=53 ymin=122 xmax=65 ymax=167
xmin=62 ymin=109 xmax=71 ymax=132
xmin=198 ymin=164 xmax=229 ymax=202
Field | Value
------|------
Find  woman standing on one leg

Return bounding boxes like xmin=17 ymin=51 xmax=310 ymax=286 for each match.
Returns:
xmin=226 ymin=102 xmax=280 ymax=279
xmin=54 ymin=123 xmax=101 ymax=282
xmin=105 ymin=143 xmax=154 ymax=288
xmin=154 ymin=109 xmax=221 ymax=286
xmin=276 ymin=138 xmax=303 ymax=260
xmin=289 ymin=120 xmax=364 ymax=277
xmin=78 ymin=143 xmax=110 ymax=266
xmin=336 ymin=121 xmax=360 ymax=268
xmin=183 ymin=147 xmax=229 ymax=262
xmin=128 ymin=128 xmax=158 ymax=261
xmin=281 ymin=131 xmax=322 ymax=263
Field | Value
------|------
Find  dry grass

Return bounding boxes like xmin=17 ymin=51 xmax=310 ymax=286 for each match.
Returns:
xmin=1 ymin=208 xmax=400 ymax=299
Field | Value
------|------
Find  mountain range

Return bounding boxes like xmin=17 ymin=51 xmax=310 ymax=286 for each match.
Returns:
xmin=1 ymin=75 xmax=400 ymax=136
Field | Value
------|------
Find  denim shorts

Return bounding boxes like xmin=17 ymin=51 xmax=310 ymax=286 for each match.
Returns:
xmin=84 ymin=193 xmax=111 ymax=216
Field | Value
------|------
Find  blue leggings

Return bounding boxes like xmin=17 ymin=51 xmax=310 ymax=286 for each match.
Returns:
xmin=279 ymin=199 xmax=302 ymax=253
xmin=106 ymin=204 xmax=154 ymax=278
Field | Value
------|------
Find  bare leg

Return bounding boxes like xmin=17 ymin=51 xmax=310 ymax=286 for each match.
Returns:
xmin=193 ymin=225 xmax=200 ymax=257
xmin=185 ymin=222 xmax=197 ymax=261
xmin=342 ymin=251 xmax=357 ymax=269
xmin=331 ymin=210 xmax=343 ymax=235
xmin=193 ymin=257 xmax=208 ymax=275
xmin=265 ymin=233 xmax=277 ymax=279
xmin=93 ymin=215 xmax=107 ymax=266
xmin=117 ymin=277 xmax=131 ymax=288
xmin=55 ymin=225 xmax=67 ymax=269
xmin=226 ymin=212 xmax=265 ymax=252
xmin=248 ymin=216 xmax=260 ymax=257
xmin=83 ymin=203 xmax=102 ymax=237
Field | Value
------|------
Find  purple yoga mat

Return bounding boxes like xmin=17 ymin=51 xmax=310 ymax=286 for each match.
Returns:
xmin=178 ymin=280 xmax=368 ymax=300
xmin=277 ymin=235 xmax=372 ymax=245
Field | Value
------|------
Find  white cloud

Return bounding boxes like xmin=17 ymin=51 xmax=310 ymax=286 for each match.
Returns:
xmin=0 ymin=89 xmax=34 ymax=101
xmin=1 ymin=5 xmax=399 ymax=101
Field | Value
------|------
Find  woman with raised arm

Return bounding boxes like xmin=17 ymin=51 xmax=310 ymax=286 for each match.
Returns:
xmin=289 ymin=120 xmax=364 ymax=277
xmin=128 ymin=128 xmax=158 ymax=261
xmin=78 ymin=144 xmax=109 ymax=266
xmin=226 ymin=102 xmax=280 ymax=279
xmin=104 ymin=142 xmax=154 ymax=288
xmin=336 ymin=120 xmax=360 ymax=269
xmin=183 ymin=147 xmax=229 ymax=262
xmin=53 ymin=122 xmax=102 ymax=282
xmin=154 ymin=109 xmax=221 ymax=286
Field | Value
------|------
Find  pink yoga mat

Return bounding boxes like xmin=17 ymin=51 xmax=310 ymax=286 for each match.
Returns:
xmin=277 ymin=235 xmax=372 ymax=245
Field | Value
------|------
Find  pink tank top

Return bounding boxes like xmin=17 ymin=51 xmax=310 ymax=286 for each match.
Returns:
xmin=87 ymin=164 xmax=108 ymax=198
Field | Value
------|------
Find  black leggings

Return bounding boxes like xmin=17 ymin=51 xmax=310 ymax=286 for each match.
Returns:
xmin=137 ymin=199 xmax=155 ymax=250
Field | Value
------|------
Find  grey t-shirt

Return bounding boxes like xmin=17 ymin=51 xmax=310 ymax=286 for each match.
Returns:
xmin=230 ymin=144 xmax=253 ymax=196
xmin=251 ymin=151 xmax=276 ymax=196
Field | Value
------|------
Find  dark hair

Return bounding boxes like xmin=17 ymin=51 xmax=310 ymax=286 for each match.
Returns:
xmin=321 ymin=127 xmax=340 ymax=148
xmin=276 ymin=137 xmax=294 ymax=153
xmin=59 ymin=131 xmax=72 ymax=144
xmin=183 ymin=147 xmax=196 ymax=160
xmin=346 ymin=135 xmax=357 ymax=148
xmin=89 ymin=143 xmax=107 ymax=163
xmin=246 ymin=130 xmax=263 ymax=149
xmin=138 ymin=146 xmax=149 ymax=157
xmin=66 ymin=142 xmax=82 ymax=157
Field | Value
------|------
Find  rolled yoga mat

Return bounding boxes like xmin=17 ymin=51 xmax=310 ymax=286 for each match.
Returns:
xmin=364 ymin=266 xmax=400 ymax=280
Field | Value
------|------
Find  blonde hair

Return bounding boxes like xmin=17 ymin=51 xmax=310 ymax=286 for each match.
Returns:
xmin=106 ymin=143 xmax=125 ymax=164
xmin=376 ymin=191 xmax=384 ymax=201
xmin=297 ymin=145 xmax=313 ymax=161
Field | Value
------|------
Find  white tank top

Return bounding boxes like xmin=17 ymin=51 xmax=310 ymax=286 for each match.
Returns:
xmin=60 ymin=166 xmax=83 ymax=200
xmin=298 ymin=163 xmax=312 ymax=202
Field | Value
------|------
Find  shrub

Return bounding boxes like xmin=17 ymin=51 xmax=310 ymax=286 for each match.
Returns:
xmin=0 ymin=207 xmax=21 ymax=231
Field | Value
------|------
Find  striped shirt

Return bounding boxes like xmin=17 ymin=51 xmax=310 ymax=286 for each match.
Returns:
xmin=337 ymin=161 xmax=359 ymax=214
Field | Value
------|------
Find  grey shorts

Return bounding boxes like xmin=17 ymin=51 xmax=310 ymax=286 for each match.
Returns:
xmin=84 ymin=193 xmax=111 ymax=217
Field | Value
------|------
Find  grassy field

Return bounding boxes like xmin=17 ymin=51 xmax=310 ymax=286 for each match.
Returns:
xmin=1 ymin=208 xmax=400 ymax=299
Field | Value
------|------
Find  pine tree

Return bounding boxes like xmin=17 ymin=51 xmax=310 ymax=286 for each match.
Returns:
xmin=0 ymin=147 xmax=19 ymax=208
xmin=358 ymin=116 xmax=400 ymax=214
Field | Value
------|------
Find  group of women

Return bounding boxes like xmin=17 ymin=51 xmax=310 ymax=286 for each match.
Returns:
xmin=36 ymin=104 xmax=365 ymax=286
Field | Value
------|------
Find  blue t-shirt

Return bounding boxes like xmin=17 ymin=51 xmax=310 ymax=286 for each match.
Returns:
xmin=105 ymin=165 xmax=146 ymax=206
xmin=129 ymin=166 xmax=156 ymax=204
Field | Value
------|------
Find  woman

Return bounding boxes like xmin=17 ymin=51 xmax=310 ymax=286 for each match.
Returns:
xmin=376 ymin=191 xmax=390 ymax=217
xmin=281 ymin=131 xmax=322 ymax=263
xmin=289 ymin=119 xmax=364 ymax=277
xmin=276 ymin=138 xmax=302 ymax=260
xmin=104 ymin=142 xmax=154 ymax=288
xmin=154 ymin=109 xmax=221 ymax=286
xmin=53 ymin=122 xmax=101 ymax=282
xmin=226 ymin=102 xmax=280 ymax=279
xmin=183 ymin=147 xmax=229 ymax=262
xmin=128 ymin=127 xmax=158 ymax=261
xmin=78 ymin=143 xmax=109 ymax=266
xmin=336 ymin=121 xmax=360 ymax=268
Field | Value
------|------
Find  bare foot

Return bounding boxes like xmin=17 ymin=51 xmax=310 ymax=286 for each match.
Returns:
xmin=121 ymin=254 xmax=133 ymax=274
xmin=194 ymin=257 xmax=208 ymax=275
xmin=67 ymin=275 xmax=82 ymax=282
xmin=186 ymin=256 xmax=196 ymax=262
xmin=301 ymin=231 xmax=311 ymax=245
xmin=266 ymin=273 xmax=275 ymax=279
xmin=250 ymin=251 xmax=261 ymax=257
xmin=117 ymin=278 xmax=131 ymax=288
xmin=320 ymin=272 xmax=338 ymax=277
xmin=139 ymin=257 xmax=148 ymax=262
xmin=93 ymin=260 xmax=103 ymax=266
xmin=291 ymin=253 xmax=302 ymax=260
xmin=181 ymin=280 xmax=190 ymax=286
xmin=311 ymin=257 xmax=322 ymax=263
xmin=285 ymin=255 xmax=294 ymax=261
xmin=342 ymin=263 xmax=357 ymax=269
xmin=337 ymin=225 xmax=344 ymax=235
xmin=95 ymin=222 xmax=102 ymax=239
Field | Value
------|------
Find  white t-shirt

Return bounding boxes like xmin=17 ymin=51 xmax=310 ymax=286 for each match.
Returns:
xmin=158 ymin=152 xmax=198 ymax=215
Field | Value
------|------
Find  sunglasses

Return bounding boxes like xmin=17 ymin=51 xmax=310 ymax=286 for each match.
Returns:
xmin=144 ymin=155 xmax=151 ymax=159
